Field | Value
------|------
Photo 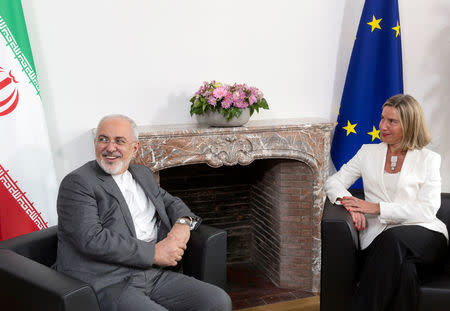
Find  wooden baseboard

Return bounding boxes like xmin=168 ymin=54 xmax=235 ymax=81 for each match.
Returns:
xmin=236 ymin=295 xmax=320 ymax=311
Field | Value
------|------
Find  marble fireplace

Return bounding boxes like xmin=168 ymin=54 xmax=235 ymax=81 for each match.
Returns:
xmin=133 ymin=118 xmax=335 ymax=292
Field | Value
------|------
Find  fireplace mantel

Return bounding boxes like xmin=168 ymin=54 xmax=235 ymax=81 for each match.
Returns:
xmin=136 ymin=118 xmax=335 ymax=170
xmin=134 ymin=118 xmax=336 ymax=292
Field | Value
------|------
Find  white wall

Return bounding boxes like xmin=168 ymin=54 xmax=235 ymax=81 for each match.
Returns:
xmin=400 ymin=0 xmax=450 ymax=192
xmin=22 ymin=0 xmax=450 ymax=191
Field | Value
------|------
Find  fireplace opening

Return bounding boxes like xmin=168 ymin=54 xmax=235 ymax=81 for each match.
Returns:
xmin=159 ymin=158 xmax=314 ymax=292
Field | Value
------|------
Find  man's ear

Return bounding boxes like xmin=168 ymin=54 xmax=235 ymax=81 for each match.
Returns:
xmin=132 ymin=141 xmax=140 ymax=156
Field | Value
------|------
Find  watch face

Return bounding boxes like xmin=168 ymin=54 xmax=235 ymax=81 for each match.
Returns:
xmin=177 ymin=218 xmax=188 ymax=225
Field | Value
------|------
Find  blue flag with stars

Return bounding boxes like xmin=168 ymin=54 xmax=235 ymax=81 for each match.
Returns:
xmin=331 ymin=0 xmax=403 ymax=189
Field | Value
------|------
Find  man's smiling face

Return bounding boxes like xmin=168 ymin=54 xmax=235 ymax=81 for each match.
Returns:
xmin=94 ymin=117 xmax=139 ymax=175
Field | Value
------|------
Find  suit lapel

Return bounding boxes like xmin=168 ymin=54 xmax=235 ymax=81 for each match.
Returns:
xmin=128 ymin=165 xmax=171 ymax=230
xmin=394 ymin=149 xmax=414 ymax=196
xmin=93 ymin=162 xmax=137 ymax=237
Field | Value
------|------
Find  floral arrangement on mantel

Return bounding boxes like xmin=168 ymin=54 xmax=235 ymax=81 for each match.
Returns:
xmin=190 ymin=81 xmax=269 ymax=120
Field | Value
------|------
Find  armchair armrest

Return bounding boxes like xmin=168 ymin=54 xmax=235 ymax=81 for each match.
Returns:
xmin=320 ymin=199 xmax=360 ymax=311
xmin=0 ymin=249 xmax=100 ymax=311
xmin=183 ymin=224 xmax=227 ymax=290
xmin=0 ymin=226 xmax=57 ymax=266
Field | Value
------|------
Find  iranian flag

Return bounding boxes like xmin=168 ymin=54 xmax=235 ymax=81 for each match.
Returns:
xmin=0 ymin=1 xmax=57 ymax=240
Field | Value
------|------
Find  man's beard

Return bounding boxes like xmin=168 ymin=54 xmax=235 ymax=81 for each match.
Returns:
xmin=97 ymin=151 xmax=132 ymax=175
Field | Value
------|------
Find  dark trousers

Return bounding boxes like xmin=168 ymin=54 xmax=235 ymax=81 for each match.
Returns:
xmin=352 ymin=225 xmax=447 ymax=311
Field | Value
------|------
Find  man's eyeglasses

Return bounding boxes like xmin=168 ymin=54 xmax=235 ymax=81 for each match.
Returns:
xmin=95 ymin=136 xmax=133 ymax=146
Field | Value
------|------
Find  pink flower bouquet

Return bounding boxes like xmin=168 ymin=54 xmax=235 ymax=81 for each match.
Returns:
xmin=190 ymin=81 xmax=269 ymax=121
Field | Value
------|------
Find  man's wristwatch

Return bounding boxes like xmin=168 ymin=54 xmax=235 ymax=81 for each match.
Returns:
xmin=175 ymin=218 xmax=192 ymax=227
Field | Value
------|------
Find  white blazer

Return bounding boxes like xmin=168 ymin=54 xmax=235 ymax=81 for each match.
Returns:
xmin=325 ymin=143 xmax=448 ymax=249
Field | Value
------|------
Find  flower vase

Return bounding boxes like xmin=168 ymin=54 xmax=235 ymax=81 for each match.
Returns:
xmin=199 ymin=108 xmax=250 ymax=127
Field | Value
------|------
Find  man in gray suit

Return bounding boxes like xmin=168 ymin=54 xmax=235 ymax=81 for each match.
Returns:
xmin=55 ymin=114 xmax=231 ymax=311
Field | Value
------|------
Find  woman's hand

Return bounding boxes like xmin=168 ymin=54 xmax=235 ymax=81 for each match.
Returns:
xmin=349 ymin=210 xmax=366 ymax=231
xmin=341 ymin=196 xmax=380 ymax=215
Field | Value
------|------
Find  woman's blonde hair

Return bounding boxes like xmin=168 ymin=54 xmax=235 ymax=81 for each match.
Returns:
xmin=382 ymin=94 xmax=431 ymax=150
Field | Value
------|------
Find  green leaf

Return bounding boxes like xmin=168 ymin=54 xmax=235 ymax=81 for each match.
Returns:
xmin=190 ymin=97 xmax=210 ymax=116
xmin=249 ymin=106 xmax=255 ymax=116
xmin=225 ymin=109 xmax=234 ymax=120
xmin=190 ymin=105 xmax=201 ymax=115
xmin=233 ymin=108 xmax=242 ymax=118
xmin=259 ymin=98 xmax=269 ymax=109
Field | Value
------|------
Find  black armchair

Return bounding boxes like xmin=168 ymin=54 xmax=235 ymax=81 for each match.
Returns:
xmin=0 ymin=224 xmax=227 ymax=311
xmin=320 ymin=191 xmax=450 ymax=311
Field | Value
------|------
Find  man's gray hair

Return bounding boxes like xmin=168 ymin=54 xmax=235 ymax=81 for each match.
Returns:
xmin=95 ymin=114 xmax=139 ymax=141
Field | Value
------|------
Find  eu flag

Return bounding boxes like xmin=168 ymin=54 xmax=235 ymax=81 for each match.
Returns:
xmin=330 ymin=0 xmax=403 ymax=189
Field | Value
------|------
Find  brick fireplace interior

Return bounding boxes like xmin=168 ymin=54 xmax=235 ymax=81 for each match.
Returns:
xmin=159 ymin=158 xmax=314 ymax=290
xmin=136 ymin=119 xmax=335 ymax=302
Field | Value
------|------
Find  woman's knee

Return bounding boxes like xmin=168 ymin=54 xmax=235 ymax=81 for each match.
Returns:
xmin=374 ymin=228 xmax=405 ymax=250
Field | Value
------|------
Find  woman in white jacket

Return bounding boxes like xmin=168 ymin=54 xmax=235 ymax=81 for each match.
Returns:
xmin=325 ymin=94 xmax=448 ymax=311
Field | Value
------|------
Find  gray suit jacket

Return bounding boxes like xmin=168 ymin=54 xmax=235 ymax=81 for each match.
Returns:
xmin=55 ymin=161 xmax=200 ymax=309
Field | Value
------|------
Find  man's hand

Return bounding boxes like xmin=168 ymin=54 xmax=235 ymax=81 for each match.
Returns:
xmin=153 ymin=222 xmax=191 ymax=267
xmin=168 ymin=222 xmax=191 ymax=244
xmin=153 ymin=235 xmax=187 ymax=267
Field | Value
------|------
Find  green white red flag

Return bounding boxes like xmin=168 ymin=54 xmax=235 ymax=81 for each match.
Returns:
xmin=0 ymin=0 xmax=57 ymax=240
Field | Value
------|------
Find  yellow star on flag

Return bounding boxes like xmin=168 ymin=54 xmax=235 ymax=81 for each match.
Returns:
xmin=343 ymin=120 xmax=357 ymax=136
xmin=392 ymin=21 xmax=400 ymax=37
xmin=367 ymin=15 xmax=382 ymax=32
xmin=367 ymin=126 xmax=380 ymax=141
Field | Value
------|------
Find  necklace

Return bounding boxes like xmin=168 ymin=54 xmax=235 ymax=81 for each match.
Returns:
xmin=390 ymin=156 xmax=398 ymax=171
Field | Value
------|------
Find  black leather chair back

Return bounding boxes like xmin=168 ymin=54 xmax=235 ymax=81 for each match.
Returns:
xmin=437 ymin=193 xmax=450 ymax=271
xmin=437 ymin=193 xmax=450 ymax=236
xmin=0 ymin=226 xmax=57 ymax=267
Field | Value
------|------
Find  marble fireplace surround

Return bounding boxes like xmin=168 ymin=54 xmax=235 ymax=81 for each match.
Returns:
xmin=133 ymin=118 xmax=335 ymax=292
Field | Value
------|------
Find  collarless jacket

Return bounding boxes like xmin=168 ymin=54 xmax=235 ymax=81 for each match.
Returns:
xmin=325 ymin=143 xmax=448 ymax=249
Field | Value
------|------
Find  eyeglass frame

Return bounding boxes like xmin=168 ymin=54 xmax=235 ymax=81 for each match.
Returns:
xmin=95 ymin=135 xmax=137 ymax=147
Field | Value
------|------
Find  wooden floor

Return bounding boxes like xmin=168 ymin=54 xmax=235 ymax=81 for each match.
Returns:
xmin=237 ymin=295 xmax=320 ymax=311
xmin=227 ymin=264 xmax=314 ymax=309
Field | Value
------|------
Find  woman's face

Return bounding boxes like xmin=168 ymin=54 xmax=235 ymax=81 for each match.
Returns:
xmin=379 ymin=106 xmax=403 ymax=148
